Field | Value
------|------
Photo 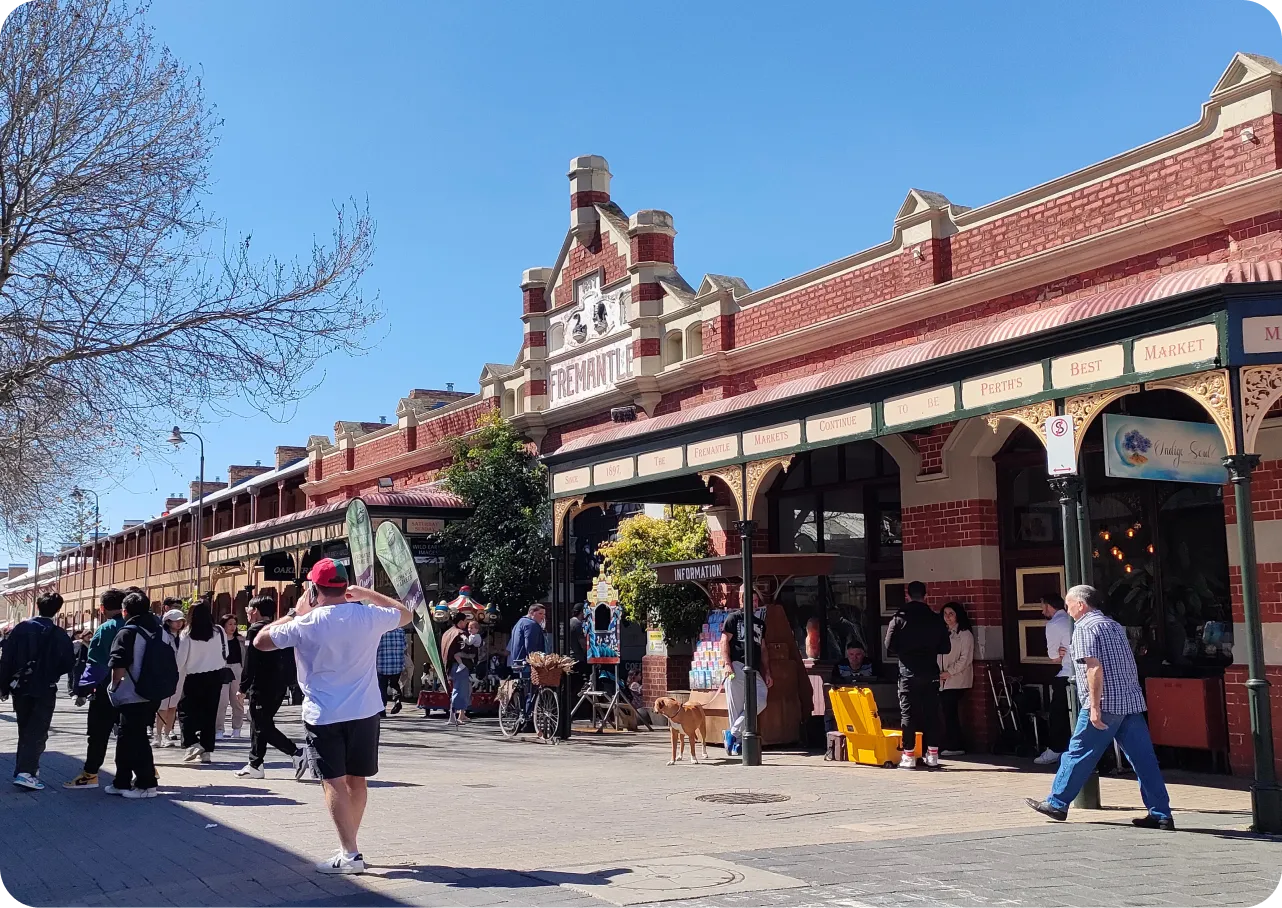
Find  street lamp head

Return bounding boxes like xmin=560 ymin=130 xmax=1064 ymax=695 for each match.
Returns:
xmin=167 ymin=426 xmax=185 ymax=447
xmin=71 ymin=487 xmax=83 ymax=501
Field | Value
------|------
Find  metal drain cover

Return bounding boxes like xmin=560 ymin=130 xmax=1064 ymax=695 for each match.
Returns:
xmin=696 ymin=791 xmax=791 ymax=805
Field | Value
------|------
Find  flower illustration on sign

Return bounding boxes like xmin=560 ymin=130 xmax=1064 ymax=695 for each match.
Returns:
xmin=1121 ymin=428 xmax=1151 ymax=465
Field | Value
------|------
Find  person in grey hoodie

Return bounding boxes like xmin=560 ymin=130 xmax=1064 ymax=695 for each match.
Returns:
xmin=106 ymin=590 xmax=174 ymax=798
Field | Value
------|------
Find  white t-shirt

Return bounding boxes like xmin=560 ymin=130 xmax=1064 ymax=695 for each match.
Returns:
xmin=267 ymin=600 xmax=401 ymax=726
xmin=1045 ymin=609 xmax=1074 ymax=678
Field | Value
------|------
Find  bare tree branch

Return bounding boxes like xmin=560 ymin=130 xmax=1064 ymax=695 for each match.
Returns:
xmin=0 ymin=0 xmax=381 ymax=537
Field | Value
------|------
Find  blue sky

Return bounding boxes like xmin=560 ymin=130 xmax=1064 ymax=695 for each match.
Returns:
xmin=7 ymin=0 xmax=1281 ymax=564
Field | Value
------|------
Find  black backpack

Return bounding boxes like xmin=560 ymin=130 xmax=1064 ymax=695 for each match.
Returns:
xmin=130 ymin=627 xmax=179 ymax=702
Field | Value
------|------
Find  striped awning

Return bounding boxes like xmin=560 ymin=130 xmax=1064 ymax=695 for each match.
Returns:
xmin=559 ymin=260 xmax=1281 ymax=454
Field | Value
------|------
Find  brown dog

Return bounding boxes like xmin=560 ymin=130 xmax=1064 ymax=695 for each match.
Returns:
xmin=655 ymin=697 xmax=708 ymax=764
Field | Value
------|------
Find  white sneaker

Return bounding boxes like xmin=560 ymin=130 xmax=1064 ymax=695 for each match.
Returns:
xmin=232 ymin=728 xmax=243 ymax=739
xmin=1034 ymin=748 xmax=1062 ymax=765
xmin=940 ymin=749 xmax=965 ymax=757
xmin=315 ymin=852 xmax=365 ymax=875
xmin=12 ymin=773 xmax=44 ymax=791
xmin=898 ymin=752 xmax=917 ymax=769
xmin=122 ymin=787 xmax=159 ymax=799
xmin=924 ymin=750 xmax=940 ymax=768
xmin=103 ymin=784 xmax=125 ymax=796
xmin=235 ymin=763 xmax=265 ymax=779
xmin=200 ymin=752 xmax=212 ymax=764
xmin=215 ymin=731 xmax=225 ymax=740
xmin=183 ymin=745 xmax=205 ymax=763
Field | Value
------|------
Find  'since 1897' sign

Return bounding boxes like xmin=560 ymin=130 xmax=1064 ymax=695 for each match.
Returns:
xmin=547 ymin=338 xmax=635 ymax=409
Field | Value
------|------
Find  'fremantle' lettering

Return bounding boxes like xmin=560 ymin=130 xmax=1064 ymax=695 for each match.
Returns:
xmin=548 ymin=338 xmax=636 ymax=408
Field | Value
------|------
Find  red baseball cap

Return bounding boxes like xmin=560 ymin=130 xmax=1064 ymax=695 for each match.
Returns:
xmin=307 ymin=557 xmax=349 ymax=588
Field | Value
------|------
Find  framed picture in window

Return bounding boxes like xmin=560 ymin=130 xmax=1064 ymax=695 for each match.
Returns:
xmin=879 ymin=578 xmax=906 ymax=617
xmin=1018 ymin=618 xmax=1057 ymax=664
xmin=1015 ymin=566 xmax=1065 ymax=612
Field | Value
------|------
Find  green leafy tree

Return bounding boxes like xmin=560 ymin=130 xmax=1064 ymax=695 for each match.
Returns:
xmin=599 ymin=506 xmax=710 ymax=644
xmin=439 ymin=412 xmax=549 ymax=623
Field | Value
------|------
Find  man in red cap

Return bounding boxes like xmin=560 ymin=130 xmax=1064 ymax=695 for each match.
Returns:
xmin=254 ymin=557 xmax=412 ymax=875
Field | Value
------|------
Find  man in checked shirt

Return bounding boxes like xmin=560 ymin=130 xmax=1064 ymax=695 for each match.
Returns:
xmin=1026 ymin=584 xmax=1175 ymax=830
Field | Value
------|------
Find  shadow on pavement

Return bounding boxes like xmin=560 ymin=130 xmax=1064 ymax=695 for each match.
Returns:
xmin=0 ymin=741 xmax=377 ymax=907
xmin=374 ymin=864 xmax=631 ymax=890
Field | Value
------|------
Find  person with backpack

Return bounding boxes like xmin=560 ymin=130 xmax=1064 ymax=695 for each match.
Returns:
xmin=105 ymin=590 xmax=178 ymax=798
xmin=177 ymin=597 xmax=230 ymax=763
xmin=0 ymin=592 xmax=76 ymax=790
xmin=69 ymin=631 xmax=89 ymax=697
xmin=63 ymin=588 xmax=128 ymax=790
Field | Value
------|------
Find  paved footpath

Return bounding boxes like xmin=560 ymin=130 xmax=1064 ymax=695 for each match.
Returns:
xmin=1 ymin=692 xmax=1279 ymax=907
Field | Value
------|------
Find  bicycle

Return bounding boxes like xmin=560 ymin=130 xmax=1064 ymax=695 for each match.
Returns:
xmin=497 ymin=663 xmax=560 ymax=743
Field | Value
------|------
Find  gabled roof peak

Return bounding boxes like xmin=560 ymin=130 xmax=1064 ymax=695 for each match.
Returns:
xmin=895 ymin=189 xmax=970 ymax=222
xmin=1212 ymin=51 xmax=1282 ymax=96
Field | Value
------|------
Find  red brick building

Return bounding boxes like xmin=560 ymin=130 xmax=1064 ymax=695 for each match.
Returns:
xmin=48 ymin=53 xmax=1282 ymax=788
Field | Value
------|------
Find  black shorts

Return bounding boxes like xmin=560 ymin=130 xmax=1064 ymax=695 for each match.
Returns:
xmin=304 ymin=714 xmax=381 ymax=779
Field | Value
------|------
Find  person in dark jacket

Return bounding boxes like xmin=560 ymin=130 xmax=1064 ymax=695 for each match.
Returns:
xmin=236 ymin=595 xmax=303 ymax=779
xmin=0 ymin=592 xmax=76 ymax=790
xmin=106 ymin=590 xmax=171 ymax=798
xmin=883 ymin=580 xmax=951 ymax=770
xmin=64 ymin=588 xmax=127 ymax=789
xmin=69 ymin=631 xmax=89 ymax=696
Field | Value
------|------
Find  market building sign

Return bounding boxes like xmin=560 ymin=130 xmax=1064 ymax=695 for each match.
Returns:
xmin=547 ymin=337 xmax=636 ymax=409
xmin=552 ymin=467 xmax=591 ymax=494
xmin=742 ymin=422 xmax=801 ymax=456
xmin=637 ymin=446 xmax=683 ymax=477
xmin=592 ymin=457 xmax=634 ymax=486
xmin=961 ymin=363 xmax=1044 ymax=410
xmin=805 ymin=405 xmax=873 ymax=444
xmin=406 ymin=518 xmax=444 ymax=535
xmin=1132 ymin=323 xmax=1218 ymax=373
xmin=1051 ymin=344 xmax=1125 ymax=390
xmin=1102 ymin=414 xmax=1228 ymax=485
xmin=687 ymin=434 xmax=739 ymax=467
xmin=883 ymin=385 xmax=956 ymax=427
xmin=1242 ymin=316 xmax=1282 ymax=354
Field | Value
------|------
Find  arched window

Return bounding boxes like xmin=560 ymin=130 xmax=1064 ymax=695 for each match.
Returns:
xmin=502 ymin=389 xmax=516 ymax=418
xmin=549 ymin=323 xmax=565 ymax=352
xmin=514 ymin=384 xmax=525 ymax=415
xmin=663 ymin=330 xmax=683 ymax=367
xmin=685 ymin=323 xmax=704 ymax=358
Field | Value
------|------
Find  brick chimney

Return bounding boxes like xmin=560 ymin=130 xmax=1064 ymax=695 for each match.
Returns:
xmin=227 ymin=464 xmax=272 ymax=487
xmin=165 ymin=496 xmax=188 ymax=512
xmin=189 ymin=480 xmax=225 ymax=501
xmin=274 ymin=445 xmax=307 ymax=469
xmin=628 ymin=209 xmax=678 ymax=381
xmin=569 ymin=155 xmax=611 ymax=244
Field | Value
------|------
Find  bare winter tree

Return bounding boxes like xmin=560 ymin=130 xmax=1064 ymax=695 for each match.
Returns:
xmin=0 ymin=0 xmax=380 ymax=536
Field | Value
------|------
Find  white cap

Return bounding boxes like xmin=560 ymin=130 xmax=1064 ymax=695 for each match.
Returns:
xmin=162 ymin=609 xmax=185 ymax=624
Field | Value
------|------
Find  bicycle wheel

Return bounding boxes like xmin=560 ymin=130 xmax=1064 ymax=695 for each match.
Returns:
xmin=498 ymin=688 xmax=522 ymax=738
xmin=533 ymin=687 xmax=560 ymax=743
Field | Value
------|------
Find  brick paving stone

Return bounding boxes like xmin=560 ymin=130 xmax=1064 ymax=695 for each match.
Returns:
xmin=2 ymin=693 xmax=1281 ymax=907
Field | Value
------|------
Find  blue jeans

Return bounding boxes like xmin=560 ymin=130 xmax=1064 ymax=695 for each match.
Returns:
xmin=1047 ymin=708 xmax=1172 ymax=820
xmin=449 ymin=663 xmax=472 ymax=713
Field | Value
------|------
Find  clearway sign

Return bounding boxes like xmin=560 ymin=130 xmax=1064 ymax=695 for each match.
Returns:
xmin=1045 ymin=415 xmax=1076 ymax=475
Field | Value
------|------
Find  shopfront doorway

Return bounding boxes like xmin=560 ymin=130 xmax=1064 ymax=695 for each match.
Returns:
xmin=768 ymin=441 xmax=902 ymax=670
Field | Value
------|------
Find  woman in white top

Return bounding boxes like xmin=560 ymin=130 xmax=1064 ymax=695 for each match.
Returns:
xmin=217 ymin=614 xmax=246 ymax=739
xmin=938 ymin=601 xmax=975 ymax=757
xmin=176 ymin=598 xmax=229 ymax=763
xmin=153 ymin=605 xmax=187 ymax=748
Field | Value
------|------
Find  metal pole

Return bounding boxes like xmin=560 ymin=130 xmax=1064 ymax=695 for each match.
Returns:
xmin=1049 ymin=474 xmax=1101 ymax=809
xmin=1224 ymin=453 xmax=1282 ymax=834
xmin=195 ymin=434 xmax=205 ymax=598
xmin=734 ymin=515 xmax=762 ymax=766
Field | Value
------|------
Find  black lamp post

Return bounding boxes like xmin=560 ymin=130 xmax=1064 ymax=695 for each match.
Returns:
xmin=168 ymin=427 xmax=206 ymax=597
xmin=733 ymin=517 xmax=762 ymax=766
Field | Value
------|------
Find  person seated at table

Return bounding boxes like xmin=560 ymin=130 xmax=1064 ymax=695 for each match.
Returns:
xmin=829 ymin=642 xmax=875 ymax=687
